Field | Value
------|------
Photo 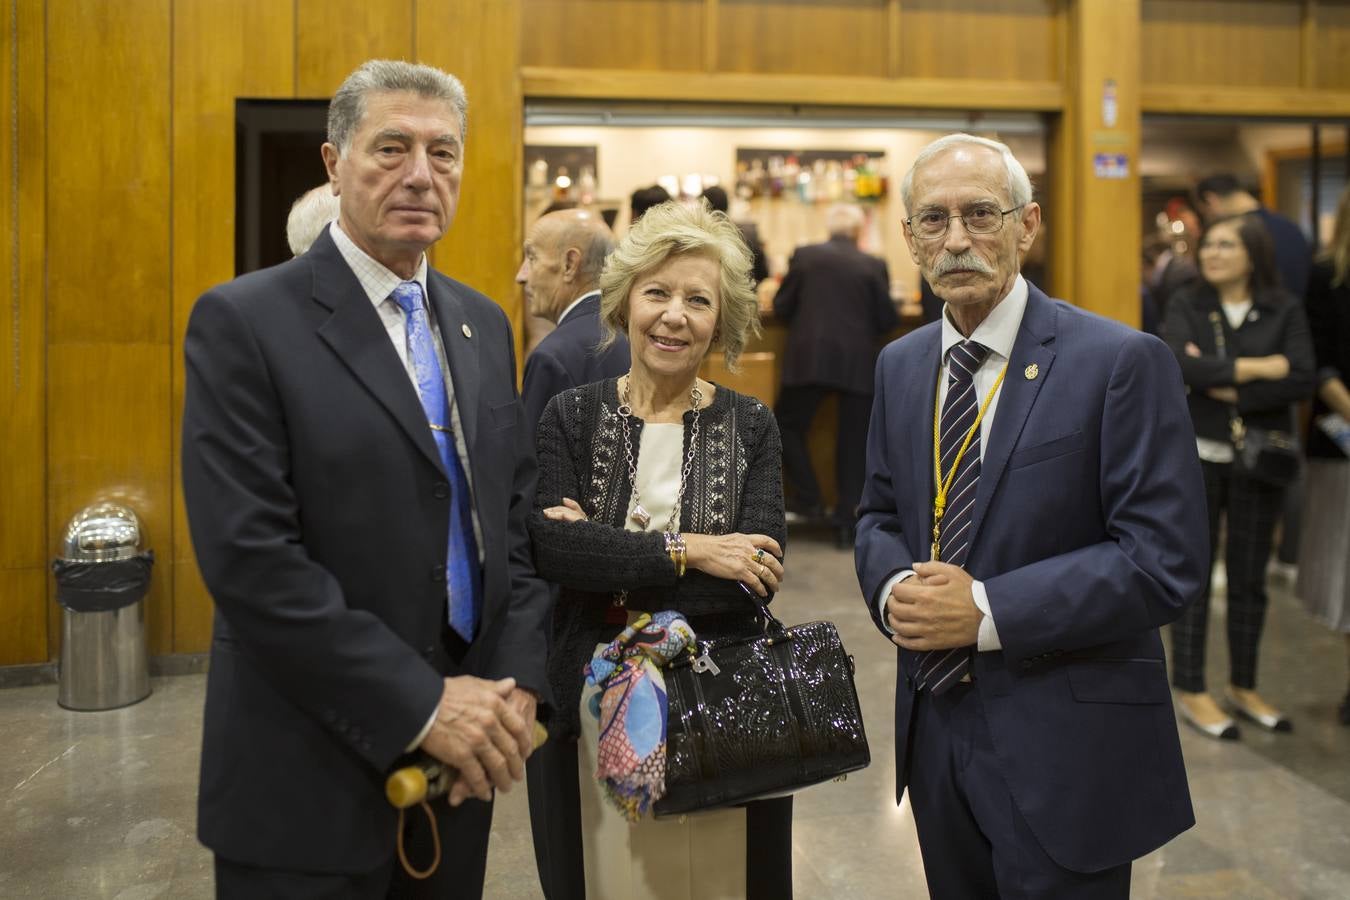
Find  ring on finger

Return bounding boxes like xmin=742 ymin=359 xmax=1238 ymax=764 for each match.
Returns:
xmin=753 ymin=548 xmax=766 ymax=564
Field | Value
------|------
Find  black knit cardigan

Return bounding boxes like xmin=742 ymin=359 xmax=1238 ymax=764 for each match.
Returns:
xmin=529 ymin=377 xmax=786 ymax=739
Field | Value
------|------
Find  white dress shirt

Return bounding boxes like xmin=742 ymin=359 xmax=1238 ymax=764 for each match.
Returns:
xmin=876 ymin=275 xmax=1031 ymax=651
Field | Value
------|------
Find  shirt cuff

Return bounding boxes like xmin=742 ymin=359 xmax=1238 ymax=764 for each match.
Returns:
xmin=971 ymin=580 xmax=1002 ymax=651
xmin=406 ymin=706 xmax=438 ymax=753
xmin=875 ymin=570 xmax=915 ymax=634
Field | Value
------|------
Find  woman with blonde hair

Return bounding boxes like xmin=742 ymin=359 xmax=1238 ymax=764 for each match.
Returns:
xmin=1297 ymin=185 xmax=1350 ymax=726
xmin=528 ymin=200 xmax=792 ymax=899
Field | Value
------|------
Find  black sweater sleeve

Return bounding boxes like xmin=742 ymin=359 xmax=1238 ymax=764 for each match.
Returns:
xmin=528 ymin=394 xmax=676 ymax=596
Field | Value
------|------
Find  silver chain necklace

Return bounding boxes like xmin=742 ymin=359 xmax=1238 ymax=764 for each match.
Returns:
xmin=616 ymin=374 xmax=703 ymax=530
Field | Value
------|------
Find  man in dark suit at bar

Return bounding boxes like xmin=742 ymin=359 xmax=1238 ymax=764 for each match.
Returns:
xmin=774 ymin=202 xmax=898 ymax=547
xmin=182 ymin=59 xmax=549 ymax=899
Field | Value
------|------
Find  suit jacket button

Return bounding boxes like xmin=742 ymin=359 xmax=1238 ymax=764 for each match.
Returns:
xmin=431 ymin=564 xmax=446 ymax=582
xmin=433 ymin=482 xmax=449 ymax=499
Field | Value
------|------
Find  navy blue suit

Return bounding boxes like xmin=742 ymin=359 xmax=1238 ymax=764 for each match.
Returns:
xmin=856 ymin=285 xmax=1208 ymax=884
xmin=520 ymin=293 xmax=630 ymax=434
xmin=183 ymin=230 xmax=550 ymax=895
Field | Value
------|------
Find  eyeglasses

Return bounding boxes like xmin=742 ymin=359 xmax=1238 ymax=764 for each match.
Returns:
xmin=904 ymin=203 xmax=1025 ymax=240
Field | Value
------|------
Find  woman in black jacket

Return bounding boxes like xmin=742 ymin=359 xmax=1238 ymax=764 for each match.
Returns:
xmin=1296 ymin=185 xmax=1350 ymax=726
xmin=1163 ymin=213 xmax=1316 ymax=740
xmin=527 ymin=200 xmax=791 ymax=900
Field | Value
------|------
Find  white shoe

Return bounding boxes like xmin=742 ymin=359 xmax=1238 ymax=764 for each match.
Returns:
xmin=1225 ymin=690 xmax=1293 ymax=733
xmin=1177 ymin=699 xmax=1240 ymax=740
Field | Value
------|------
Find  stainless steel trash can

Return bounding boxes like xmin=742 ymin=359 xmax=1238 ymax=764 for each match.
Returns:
xmin=53 ymin=503 xmax=153 ymax=710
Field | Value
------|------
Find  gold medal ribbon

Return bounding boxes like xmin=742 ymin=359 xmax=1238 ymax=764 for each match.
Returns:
xmin=931 ymin=360 xmax=1008 ymax=561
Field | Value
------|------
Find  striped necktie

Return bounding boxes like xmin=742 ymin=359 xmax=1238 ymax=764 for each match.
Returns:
xmin=915 ymin=339 xmax=989 ymax=694
xmin=390 ymin=281 xmax=481 ymax=642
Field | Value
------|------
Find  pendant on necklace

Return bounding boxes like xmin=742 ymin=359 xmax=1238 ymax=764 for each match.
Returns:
xmin=630 ymin=504 xmax=652 ymax=529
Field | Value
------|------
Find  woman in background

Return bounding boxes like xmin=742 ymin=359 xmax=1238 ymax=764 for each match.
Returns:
xmin=1163 ymin=213 xmax=1316 ymax=739
xmin=1297 ymin=185 xmax=1350 ymax=727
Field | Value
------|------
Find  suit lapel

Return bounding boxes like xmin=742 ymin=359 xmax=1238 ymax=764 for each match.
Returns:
xmin=903 ymin=328 xmax=943 ymax=552
xmin=426 ymin=273 xmax=481 ymax=460
xmin=967 ymin=287 xmax=1058 ymax=553
xmin=309 ymin=233 xmax=446 ymax=474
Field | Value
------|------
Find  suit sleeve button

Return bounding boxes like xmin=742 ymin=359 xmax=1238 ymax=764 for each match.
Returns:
xmin=433 ymin=482 xmax=449 ymax=499
xmin=431 ymin=564 xmax=446 ymax=582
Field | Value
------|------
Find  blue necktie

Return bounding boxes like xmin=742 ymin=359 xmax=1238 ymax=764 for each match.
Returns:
xmin=391 ymin=281 xmax=481 ymax=642
xmin=915 ymin=339 xmax=989 ymax=694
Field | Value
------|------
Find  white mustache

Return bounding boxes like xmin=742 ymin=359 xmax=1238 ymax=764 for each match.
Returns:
xmin=932 ymin=252 xmax=994 ymax=276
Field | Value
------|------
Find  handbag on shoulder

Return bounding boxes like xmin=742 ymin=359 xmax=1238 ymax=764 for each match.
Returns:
xmin=1208 ymin=311 xmax=1301 ymax=487
xmin=653 ymin=593 xmax=870 ymax=817
xmin=1229 ymin=415 xmax=1300 ymax=486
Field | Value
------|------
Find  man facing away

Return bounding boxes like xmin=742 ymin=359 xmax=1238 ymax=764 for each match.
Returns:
xmin=855 ymin=133 xmax=1209 ymax=897
xmin=516 ymin=208 xmax=630 ymax=434
xmin=775 ymin=202 xmax=899 ymax=548
xmin=182 ymin=59 xmax=550 ymax=899
xmin=286 ymin=182 xmax=341 ymax=256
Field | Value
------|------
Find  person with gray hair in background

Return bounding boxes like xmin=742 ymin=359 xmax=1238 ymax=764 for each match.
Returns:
xmin=285 ymin=183 xmax=341 ymax=256
xmin=774 ymin=202 xmax=898 ymax=548
xmin=517 ymin=208 xmax=630 ymax=435
xmin=182 ymin=59 xmax=550 ymax=899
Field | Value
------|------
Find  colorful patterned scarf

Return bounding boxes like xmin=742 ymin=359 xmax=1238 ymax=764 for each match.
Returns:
xmin=583 ymin=610 xmax=696 ymax=821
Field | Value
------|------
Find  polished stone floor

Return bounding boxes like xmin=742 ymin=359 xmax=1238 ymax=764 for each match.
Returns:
xmin=2 ymin=533 xmax=1348 ymax=898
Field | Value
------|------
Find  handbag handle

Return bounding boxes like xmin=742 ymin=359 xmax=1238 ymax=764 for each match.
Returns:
xmin=737 ymin=582 xmax=789 ymax=636
xmin=1208 ymin=311 xmax=1248 ymax=447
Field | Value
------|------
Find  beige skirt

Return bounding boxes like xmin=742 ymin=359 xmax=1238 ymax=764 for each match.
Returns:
xmin=578 ymin=654 xmax=747 ymax=900
xmin=1296 ymin=458 xmax=1350 ymax=632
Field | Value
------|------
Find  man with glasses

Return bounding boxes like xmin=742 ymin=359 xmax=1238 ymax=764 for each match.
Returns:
xmin=855 ymin=133 xmax=1208 ymax=898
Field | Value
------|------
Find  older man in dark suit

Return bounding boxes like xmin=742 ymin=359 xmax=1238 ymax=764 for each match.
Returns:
xmin=514 ymin=207 xmax=627 ymax=900
xmin=856 ymin=134 xmax=1208 ymax=898
xmin=182 ymin=60 xmax=549 ymax=899
xmin=774 ymin=203 xmax=899 ymax=547
xmin=517 ymin=208 xmax=628 ymax=434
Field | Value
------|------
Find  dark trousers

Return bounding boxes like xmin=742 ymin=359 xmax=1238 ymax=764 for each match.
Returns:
xmin=1171 ymin=460 xmax=1284 ymax=692
xmin=906 ymin=684 xmax=1131 ymax=899
xmin=776 ymin=385 xmax=872 ymax=525
xmin=526 ymin=736 xmax=585 ymax=900
xmin=214 ymin=797 xmax=494 ymax=899
xmin=527 ymin=738 xmax=793 ymax=899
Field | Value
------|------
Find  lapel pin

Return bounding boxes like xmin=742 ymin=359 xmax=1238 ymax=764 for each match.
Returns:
xmin=1024 ymin=363 xmax=1039 ymax=381
xmin=461 ymin=323 xmax=472 ymax=339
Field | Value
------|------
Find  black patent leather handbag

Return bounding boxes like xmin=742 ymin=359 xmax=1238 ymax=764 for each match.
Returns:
xmin=653 ymin=596 xmax=871 ymax=817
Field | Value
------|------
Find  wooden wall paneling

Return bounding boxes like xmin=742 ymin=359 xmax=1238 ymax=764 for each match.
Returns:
xmin=47 ymin=0 xmax=171 ymax=346
xmin=0 ymin=0 xmax=49 ymax=666
xmin=887 ymin=0 xmax=903 ymax=78
xmin=171 ymin=0 xmax=296 ymax=653
xmin=899 ymin=0 xmax=1061 ymax=83
xmin=47 ymin=342 xmax=174 ymax=652
xmin=1302 ymin=0 xmax=1318 ymax=89
xmin=1141 ymin=0 xmax=1302 ymax=88
xmin=1140 ymin=84 xmax=1350 ymax=117
xmin=520 ymin=0 xmax=706 ymax=72
xmin=716 ymin=0 xmax=888 ymax=78
xmin=296 ymin=0 xmax=414 ymax=97
xmin=1060 ymin=0 xmax=1140 ymax=325
xmin=522 ymin=67 xmax=1063 ymax=110
xmin=45 ymin=0 xmax=174 ymax=656
xmin=417 ymin=0 xmax=524 ymax=347
xmin=1315 ymin=0 xmax=1350 ymax=90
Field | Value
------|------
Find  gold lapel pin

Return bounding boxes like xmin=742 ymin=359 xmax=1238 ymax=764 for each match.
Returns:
xmin=461 ymin=323 xmax=472 ymax=339
xmin=1024 ymin=363 xmax=1039 ymax=381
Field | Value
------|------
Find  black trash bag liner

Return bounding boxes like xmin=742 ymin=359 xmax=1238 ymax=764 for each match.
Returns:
xmin=52 ymin=551 xmax=154 ymax=613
